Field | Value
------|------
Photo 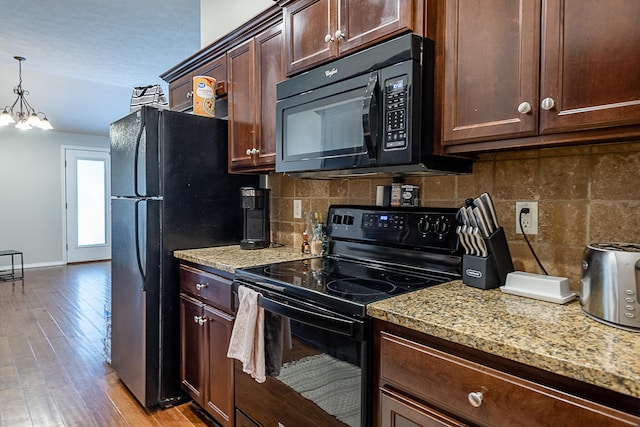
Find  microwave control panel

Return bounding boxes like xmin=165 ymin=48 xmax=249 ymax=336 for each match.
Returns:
xmin=384 ymin=76 xmax=408 ymax=149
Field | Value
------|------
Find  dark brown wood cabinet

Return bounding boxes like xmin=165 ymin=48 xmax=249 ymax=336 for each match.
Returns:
xmin=179 ymin=264 xmax=234 ymax=427
xmin=373 ymin=320 xmax=640 ymax=427
xmin=282 ymin=0 xmax=423 ymax=75
xmin=168 ymin=54 xmax=227 ymax=112
xmin=228 ymin=22 xmax=283 ymax=173
xmin=442 ymin=0 xmax=640 ymax=152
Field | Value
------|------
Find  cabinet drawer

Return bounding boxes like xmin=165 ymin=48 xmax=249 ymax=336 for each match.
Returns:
xmin=380 ymin=387 xmax=468 ymax=427
xmin=169 ymin=74 xmax=193 ymax=112
xmin=379 ymin=332 xmax=639 ymax=427
xmin=180 ymin=264 xmax=233 ymax=312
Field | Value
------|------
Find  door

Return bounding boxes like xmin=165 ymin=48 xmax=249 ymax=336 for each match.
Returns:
xmin=255 ymin=23 xmax=283 ymax=170
xmin=204 ymin=304 xmax=235 ymax=427
xmin=228 ymin=38 xmax=257 ymax=170
xmin=64 ymin=148 xmax=111 ymax=263
xmin=337 ymin=0 xmax=416 ymax=55
xmin=443 ymin=0 xmax=540 ymax=144
xmin=110 ymin=197 xmax=161 ymax=408
xmin=109 ymin=107 xmax=161 ymax=198
xmin=234 ymin=289 xmax=366 ymax=427
xmin=283 ymin=0 xmax=335 ymax=75
xmin=180 ymin=294 xmax=205 ymax=406
xmin=539 ymin=0 xmax=640 ymax=133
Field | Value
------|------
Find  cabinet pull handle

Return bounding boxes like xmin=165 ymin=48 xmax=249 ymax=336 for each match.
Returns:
xmin=517 ymin=102 xmax=532 ymax=114
xmin=468 ymin=391 xmax=484 ymax=407
xmin=324 ymin=34 xmax=334 ymax=43
xmin=335 ymin=29 xmax=344 ymax=40
xmin=541 ymin=97 xmax=555 ymax=111
xmin=195 ymin=282 xmax=208 ymax=291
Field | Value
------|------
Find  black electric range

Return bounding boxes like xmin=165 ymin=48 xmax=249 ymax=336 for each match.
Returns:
xmin=235 ymin=205 xmax=463 ymax=318
xmin=232 ymin=205 xmax=462 ymax=427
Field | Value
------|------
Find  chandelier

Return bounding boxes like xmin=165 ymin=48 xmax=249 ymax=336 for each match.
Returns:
xmin=0 ymin=56 xmax=53 ymax=130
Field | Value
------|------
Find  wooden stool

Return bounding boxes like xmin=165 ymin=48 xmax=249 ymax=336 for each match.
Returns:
xmin=0 ymin=250 xmax=24 ymax=281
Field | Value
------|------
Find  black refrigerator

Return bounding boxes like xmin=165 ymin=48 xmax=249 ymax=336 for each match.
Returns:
xmin=109 ymin=106 xmax=257 ymax=409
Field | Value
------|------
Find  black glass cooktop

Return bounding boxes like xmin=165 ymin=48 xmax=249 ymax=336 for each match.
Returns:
xmin=235 ymin=256 xmax=452 ymax=317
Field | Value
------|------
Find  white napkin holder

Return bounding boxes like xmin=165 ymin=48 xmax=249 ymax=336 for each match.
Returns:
xmin=500 ymin=271 xmax=577 ymax=304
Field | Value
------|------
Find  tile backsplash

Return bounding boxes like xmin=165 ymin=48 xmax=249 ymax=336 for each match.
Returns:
xmin=266 ymin=141 xmax=640 ymax=290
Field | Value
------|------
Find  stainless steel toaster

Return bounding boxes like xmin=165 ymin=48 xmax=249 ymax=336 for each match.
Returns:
xmin=580 ymin=242 xmax=640 ymax=331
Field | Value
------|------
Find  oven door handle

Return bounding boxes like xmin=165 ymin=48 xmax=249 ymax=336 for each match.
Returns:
xmin=258 ymin=295 xmax=356 ymax=338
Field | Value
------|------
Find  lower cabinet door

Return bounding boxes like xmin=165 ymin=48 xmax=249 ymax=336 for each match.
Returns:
xmin=179 ymin=294 xmax=205 ymax=405
xmin=204 ymin=305 xmax=235 ymax=427
xmin=380 ymin=387 xmax=468 ymax=427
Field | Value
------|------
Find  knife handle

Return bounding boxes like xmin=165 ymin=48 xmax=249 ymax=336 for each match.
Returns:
xmin=481 ymin=193 xmax=500 ymax=228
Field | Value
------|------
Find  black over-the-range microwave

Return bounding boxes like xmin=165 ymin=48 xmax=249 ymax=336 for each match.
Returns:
xmin=275 ymin=33 xmax=472 ymax=178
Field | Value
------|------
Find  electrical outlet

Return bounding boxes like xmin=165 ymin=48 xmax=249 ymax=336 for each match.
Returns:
xmin=515 ymin=201 xmax=538 ymax=235
xmin=293 ymin=199 xmax=302 ymax=219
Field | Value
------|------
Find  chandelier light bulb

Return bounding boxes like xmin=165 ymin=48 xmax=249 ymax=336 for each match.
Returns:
xmin=15 ymin=117 xmax=32 ymax=130
xmin=0 ymin=109 xmax=15 ymax=125
xmin=38 ymin=117 xmax=53 ymax=130
xmin=27 ymin=112 xmax=41 ymax=126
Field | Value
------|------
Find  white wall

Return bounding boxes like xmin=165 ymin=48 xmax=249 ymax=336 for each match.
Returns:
xmin=0 ymin=127 xmax=109 ymax=268
xmin=200 ymin=0 xmax=274 ymax=47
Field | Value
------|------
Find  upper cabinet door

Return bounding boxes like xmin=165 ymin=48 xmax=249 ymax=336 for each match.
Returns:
xmin=283 ymin=0 xmax=421 ymax=76
xmin=283 ymin=0 xmax=336 ymax=75
xmin=443 ymin=0 xmax=540 ymax=144
xmin=255 ymin=23 xmax=284 ymax=169
xmin=337 ymin=0 xmax=417 ymax=56
xmin=227 ymin=39 xmax=257 ymax=170
xmin=539 ymin=0 xmax=640 ymax=134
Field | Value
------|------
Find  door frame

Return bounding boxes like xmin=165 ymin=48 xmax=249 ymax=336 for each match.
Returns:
xmin=61 ymin=145 xmax=111 ymax=264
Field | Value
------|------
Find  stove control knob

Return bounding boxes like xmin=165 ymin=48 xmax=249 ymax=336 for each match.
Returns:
xmin=419 ymin=216 xmax=434 ymax=233
xmin=435 ymin=217 xmax=449 ymax=234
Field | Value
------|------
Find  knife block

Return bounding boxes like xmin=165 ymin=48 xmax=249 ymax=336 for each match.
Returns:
xmin=462 ymin=227 xmax=514 ymax=290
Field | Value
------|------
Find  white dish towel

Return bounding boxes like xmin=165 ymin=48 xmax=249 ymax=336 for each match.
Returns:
xmin=227 ymin=285 xmax=265 ymax=383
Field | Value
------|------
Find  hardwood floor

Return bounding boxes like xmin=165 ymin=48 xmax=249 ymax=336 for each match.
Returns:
xmin=0 ymin=262 xmax=208 ymax=427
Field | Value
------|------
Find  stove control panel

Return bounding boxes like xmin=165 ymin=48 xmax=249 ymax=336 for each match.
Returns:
xmin=327 ymin=205 xmax=460 ymax=252
xmin=362 ymin=213 xmax=406 ymax=230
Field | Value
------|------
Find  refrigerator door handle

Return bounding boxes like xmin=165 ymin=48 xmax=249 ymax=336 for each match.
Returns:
xmin=134 ymin=113 xmax=146 ymax=198
xmin=135 ymin=199 xmax=147 ymax=287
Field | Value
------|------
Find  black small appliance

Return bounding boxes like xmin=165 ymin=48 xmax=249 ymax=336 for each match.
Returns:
xmin=240 ymin=187 xmax=270 ymax=249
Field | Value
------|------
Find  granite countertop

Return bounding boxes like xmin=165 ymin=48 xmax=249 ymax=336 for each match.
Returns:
xmin=367 ymin=280 xmax=640 ymax=400
xmin=174 ymin=245 xmax=311 ymax=274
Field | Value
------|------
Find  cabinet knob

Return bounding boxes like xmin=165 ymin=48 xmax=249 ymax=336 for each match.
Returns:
xmin=468 ymin=391 xmax=484 ymax=407
xmin=541 ymin=97 xmax=555 ymax=111
xmin=517 ymin=102 xmax=532 ymax=114
xmin=198 ymin=316 xmax=207 ymax=325
xmin=335 ymin=29 xmax=345 ymax=40
xmin=193 ymin=315 xmax=200 ymax=324
xmin=252 ymin=148 xmax=260 ymax=155
xmin=186 ymin=91 xmax=193 ymax=99
xmin=195 ymin=282 xmax=208 ymax=291
xmin=324 ymin=34 xmax=334 ymax=43
xmin=246 ymin=149 xmax=252 ymax=156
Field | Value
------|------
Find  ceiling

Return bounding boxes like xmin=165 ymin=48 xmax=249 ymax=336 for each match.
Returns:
xmin=0 ymin=0 xmax=201 ymax=136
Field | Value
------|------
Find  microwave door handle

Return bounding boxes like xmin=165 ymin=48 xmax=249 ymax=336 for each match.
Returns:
xmin=362 ymin=72 xmax=380 ymax=161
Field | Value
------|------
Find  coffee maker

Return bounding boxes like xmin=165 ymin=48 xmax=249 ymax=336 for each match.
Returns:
xmin=240 ymin=187 xmax=270 ymax=249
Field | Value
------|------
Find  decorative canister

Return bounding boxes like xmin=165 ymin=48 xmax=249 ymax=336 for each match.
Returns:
xmin=192 ymin=76 xmax=216 ymax=117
